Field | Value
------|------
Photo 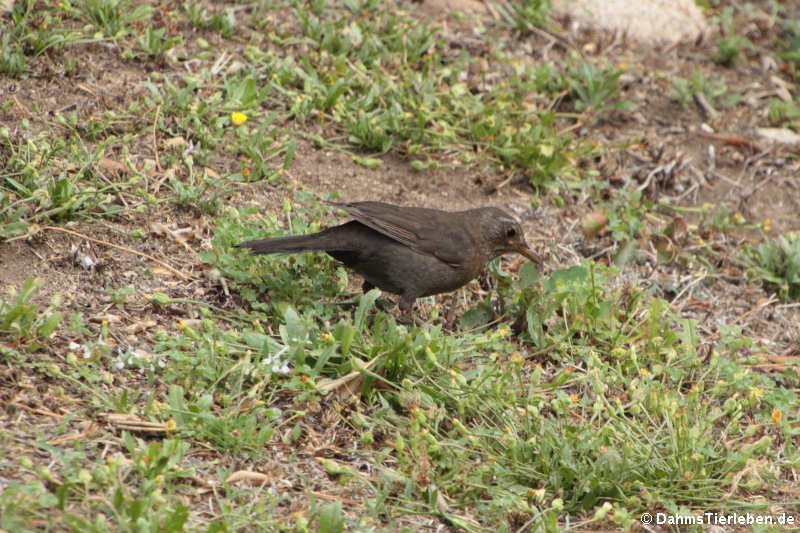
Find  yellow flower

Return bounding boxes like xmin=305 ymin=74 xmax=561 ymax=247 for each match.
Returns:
xmin=771 ymin=409 xmax=782 ymax=424
xmin=231 ymin=111 xmax=247 ymax=126
xmin=762 ymin=218 xmax=771 ymax=232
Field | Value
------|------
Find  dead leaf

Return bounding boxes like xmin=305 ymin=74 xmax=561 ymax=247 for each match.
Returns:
xmin=318 ymin=356 xmax=382 ymax=400
xmin=582 ymin=209 xmax=608 ymax=238
xmin=225 ymin=470 xmax=273 ymax=485
xmin=753 ymin=354 xmax=800 ymax=372
xmin=151 ymin=222 xmax=195 ymax=252
xmin=98 ymin=157 xmax=127 ymax=176
xmin=164 ymin=136 xmax=187 ymax=147
xmin=435 ymin=489 xmax=453 ymax=514
xmin=664 ymin=216 xmax=688 ymax=242
xmin=151 ymin=266 xmax=178 ymax=277
xmin=90 ymin=313 xmax=121 ymax=323
xmin=651 ymin=235 xmax=674 ymax=258
xmin=124 ymin=319 xmax=157 ymax=334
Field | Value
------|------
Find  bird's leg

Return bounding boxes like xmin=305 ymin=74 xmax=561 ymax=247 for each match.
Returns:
xmin=399 ymin=295 xmax=414 ymax=314
xmin=445 ymin=295 xmax=458 ymax=328
xmin=397 ymin=295 xmax=425 ymax=327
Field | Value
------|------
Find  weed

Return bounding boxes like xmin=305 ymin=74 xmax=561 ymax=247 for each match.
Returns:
xmin=745 ymin=232 xmax=800 ymax=301
xmin=0 ymin=33 xmax=26 ymax=77
xmin=0 ymin=278 xmax=63 ymax=350
xmin=713 ymin=8 xmax=752 ymax=67
xmin=778 ymin=15 xmax=800 ymax=79
xmin=670 ymin=70 xmax=740 ymax=109
xmin=610 ymin=194 xmax=649 ymax=242
xmin=492 ymin=0 xmax=551 ymax=34
xmin=78 ymin=0 xmax=154 ymax=39
xmin=0 ymin=129 xmax=132 ymax=236
xmin=249 ymin=5 xmax=580 ymax=186
xmin=566 ymin=62 xmax=635 ymax=116
xmin=715 ymin=33 xmax=752 ymax=66
xmin=138 ymin=26 xmax=181 ymax=59
xmin=183 ymin=3 xmax=210 ymax=29
xmin=767 ymin=98 xmax=800 ymax=128
xmin=209 ymin=8 xmax=237 ymax=39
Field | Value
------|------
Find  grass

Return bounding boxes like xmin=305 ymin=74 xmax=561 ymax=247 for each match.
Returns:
xmin=3 ymin=236 xmax=796 ymax=529
xmin=3 ymin=197 xmax=797 ymax=530
xmin=2 ymin=0 xmax=799 ymax=531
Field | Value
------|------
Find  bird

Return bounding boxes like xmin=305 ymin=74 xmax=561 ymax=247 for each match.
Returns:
xmin=235 ymin=201 xmax=540 ymax=313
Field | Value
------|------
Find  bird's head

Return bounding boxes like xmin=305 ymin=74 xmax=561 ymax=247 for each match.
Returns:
xmin=480 ymin=208 xmax=540 ymax=264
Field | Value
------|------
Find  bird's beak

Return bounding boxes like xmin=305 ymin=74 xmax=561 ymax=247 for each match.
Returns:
xmin=511 ymin=240 xmax=540 ymax=263
xmin=509 ymin=241 xmax=542 ymax=265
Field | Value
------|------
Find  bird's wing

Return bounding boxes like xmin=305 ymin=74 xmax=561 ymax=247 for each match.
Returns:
xmin=332 ymin=201 xmax=472 ymax=267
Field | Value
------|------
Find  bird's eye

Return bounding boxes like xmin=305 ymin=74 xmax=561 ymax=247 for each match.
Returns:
xmin=506 ymin=227 xmax=517 ymax=238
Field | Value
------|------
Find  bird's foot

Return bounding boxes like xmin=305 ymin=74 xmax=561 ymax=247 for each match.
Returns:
xmin=396 ymin=297 xmax=426 ymax=327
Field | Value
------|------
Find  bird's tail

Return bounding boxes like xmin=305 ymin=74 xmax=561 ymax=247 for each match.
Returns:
xmin=235 ymin=228 xmax=345 ymax=254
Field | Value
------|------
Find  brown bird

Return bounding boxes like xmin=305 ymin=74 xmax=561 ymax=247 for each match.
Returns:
xmin=235 ymin=201 xmax=540 ymax=312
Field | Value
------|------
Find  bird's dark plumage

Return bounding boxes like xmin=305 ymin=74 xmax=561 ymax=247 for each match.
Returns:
xmin=235 ymin=201 xmax=539 ymax=312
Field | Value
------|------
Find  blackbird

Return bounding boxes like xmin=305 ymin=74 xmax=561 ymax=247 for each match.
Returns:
xmin=235 ymin=201 xmax=540 ymax=312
